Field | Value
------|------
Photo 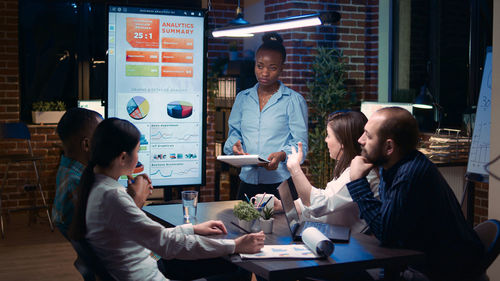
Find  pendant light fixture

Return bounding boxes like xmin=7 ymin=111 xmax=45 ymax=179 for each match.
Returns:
xmin=212 ymin=11 xmax=340 ymax=38
xmin=230 ymin=0 xmax=249 ymax=26
xmin=222 ymin=0 xmax=253 ymax=37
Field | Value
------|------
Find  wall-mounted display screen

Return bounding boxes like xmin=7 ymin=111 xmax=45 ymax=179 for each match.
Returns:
xmin=107 ymin=5 xmax=206 ymax=187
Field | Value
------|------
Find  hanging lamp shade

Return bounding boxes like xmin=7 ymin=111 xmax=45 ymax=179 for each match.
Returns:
xmin=413 ymin=85 xmax=433 ymax=109
xmin=230 ymin=6 xmax=249 ymax=25
xmin=230 ymin=13 xmax=249 ymax=25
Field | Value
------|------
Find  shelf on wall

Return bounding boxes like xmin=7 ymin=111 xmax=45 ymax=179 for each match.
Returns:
xmin=214 ymin=98 xmax=235 ymax=108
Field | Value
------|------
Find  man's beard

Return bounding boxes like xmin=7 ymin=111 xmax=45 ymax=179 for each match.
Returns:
xmin=361 ymin=146 xmax=388 ymax=167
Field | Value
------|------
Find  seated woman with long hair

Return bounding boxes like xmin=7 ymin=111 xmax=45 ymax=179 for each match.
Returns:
xmin=70 ymin=118 xmax=264 ymax=280
xmin=282 ymin=111 xmax=379 ymax=233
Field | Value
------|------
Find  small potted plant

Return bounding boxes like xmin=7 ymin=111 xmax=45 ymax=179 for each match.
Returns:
xmin=259 ymin=206 xmax=274 ymax=234
xmin=233 ymin=201 xmax=260 ymax=232
xmin=31 ymin=101 xmax=66 ymax=124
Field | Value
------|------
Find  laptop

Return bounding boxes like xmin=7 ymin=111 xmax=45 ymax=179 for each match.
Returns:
xmin=278 ymin=180 xmax=351 ymax=242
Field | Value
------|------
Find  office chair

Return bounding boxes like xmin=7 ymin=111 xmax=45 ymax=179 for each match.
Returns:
xmin=474 ymin=219 xmax=500 ymax=280
xmin=71 ymin=238 xmax=205 ymax=281
xmin=70 ymin=239 xmax=116 ymax=281
xmin=0 ymin=122 xmax=54 ymax=238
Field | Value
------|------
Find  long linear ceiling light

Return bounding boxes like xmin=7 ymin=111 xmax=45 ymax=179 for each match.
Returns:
xmin=211 ymin=12 xmax=340 ymax=38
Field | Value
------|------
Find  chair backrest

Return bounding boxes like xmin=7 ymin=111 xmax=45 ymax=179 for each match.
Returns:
xmin=0 ymin=122 xmax=31 ymax=140
xmin=0 ymin=122 xmax=34 ymax=156
xmin=474 ymin=219 xmax=500 ymax=273
xmin=70 ymin=239 xmax=116 ymax=281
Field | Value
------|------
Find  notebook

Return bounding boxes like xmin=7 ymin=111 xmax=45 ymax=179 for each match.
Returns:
xmin=278 ymin=180 xmax=351 ymax=242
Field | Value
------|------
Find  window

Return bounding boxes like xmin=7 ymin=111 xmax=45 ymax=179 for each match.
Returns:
xmin=391 ymin=0 xmax=474 ymax=131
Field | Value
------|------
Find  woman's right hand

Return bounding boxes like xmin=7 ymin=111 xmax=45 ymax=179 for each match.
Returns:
xmin=286 ymin=142 xmax=303 ymax=173
xmin=232 ymin=140 xmax=247 ymax=155
xmin=234 ymin=231 xmax=265 ymax=254
xmin=127 ymin=174 xmax=153 ymax=208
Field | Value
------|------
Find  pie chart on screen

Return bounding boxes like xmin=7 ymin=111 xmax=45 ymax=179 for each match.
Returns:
xmin=167 ymin=101 xmax=192 ymax=119
xmin=127 ymin=96 xmax=150 ymax=120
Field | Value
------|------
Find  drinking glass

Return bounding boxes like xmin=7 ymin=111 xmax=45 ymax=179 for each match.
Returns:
xmin=182 ymin=190 xmax=198 ymax=219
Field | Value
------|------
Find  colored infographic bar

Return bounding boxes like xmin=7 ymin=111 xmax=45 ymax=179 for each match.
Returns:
xmin=126 ymin=51 xmax=160 ymax=62
xmin=161 ymin=52 xmax=193 ymax=63
xmin=161 ymin=66 xmax=193 ymax=77
xmin=162 ymin=38 xmax=194 ymax=49
xmin=126 ymin=65 xmax=159 ymax=77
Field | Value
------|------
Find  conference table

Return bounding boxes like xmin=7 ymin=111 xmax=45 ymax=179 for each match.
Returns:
xmin=143 ymin=200 xmax=424 ymax=281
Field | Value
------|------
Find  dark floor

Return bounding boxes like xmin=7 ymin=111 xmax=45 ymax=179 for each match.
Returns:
xmin=0 ymin=211 xmax=260 ymax=281
xmin=0 ymin=211 xmax=81 ymax=281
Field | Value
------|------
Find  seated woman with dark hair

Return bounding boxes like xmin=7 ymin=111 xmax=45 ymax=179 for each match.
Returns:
xmin=277 ymin=111 xmax=379 ymax=233
xmin=70 ymin=118 xmax=264 ymax=281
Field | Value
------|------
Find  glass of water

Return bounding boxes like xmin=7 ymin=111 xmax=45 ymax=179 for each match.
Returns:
xmin=181 ymin=190 xmax=198 ymax=219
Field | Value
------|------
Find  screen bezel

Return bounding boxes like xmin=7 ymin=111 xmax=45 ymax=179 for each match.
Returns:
xmin=106 ymin=3 xmax=207 ymax=188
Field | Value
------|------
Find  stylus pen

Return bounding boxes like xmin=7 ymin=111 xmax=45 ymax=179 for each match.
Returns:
xmin=260 ymin=196 xmax=273 ymax=209
xmin=244 ymin=193 xmax=251 ymax=204
xmin=257 ymin=192 xmax=266 ymax=207
xmin=231 ymin=221 xmax=251 ymax=234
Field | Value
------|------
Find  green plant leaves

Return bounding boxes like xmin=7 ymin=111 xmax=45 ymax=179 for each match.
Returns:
xmin=233 ymin=201 xmax=260 ymax=221
xmin=306 ymin=47 xmax=355 ymax=188
xmin=32 ymin=101 xmax=66 ymax=112
xmin=261 ymin=206 xmax=274 ymax=220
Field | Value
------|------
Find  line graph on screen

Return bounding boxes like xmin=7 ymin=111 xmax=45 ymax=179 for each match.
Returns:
xmin=151 ymin=123 xmax=200 ymax=143
xmin=150 ymin=161 xmax=199 ymax=178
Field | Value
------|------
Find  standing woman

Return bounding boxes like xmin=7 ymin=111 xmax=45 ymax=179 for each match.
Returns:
xmin=285 ymin=111 xmax=379 ymax=233
xmin=70 ymin=118 xmax=264 ymax=281
xmin=224 ymin=32 xmax=308 ymax=200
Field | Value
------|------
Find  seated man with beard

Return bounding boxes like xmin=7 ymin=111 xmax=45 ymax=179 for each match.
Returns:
xmin=346 ymin=107 xmax=484 ymax=281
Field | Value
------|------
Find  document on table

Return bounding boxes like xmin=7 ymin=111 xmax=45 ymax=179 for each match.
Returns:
xmin=239 ymin=244 xmax=321 ymax=259
xmin=240 ymin=227 xmax=333 ymax=259
xmin=217 ymin=155 xmax=270 ymax=167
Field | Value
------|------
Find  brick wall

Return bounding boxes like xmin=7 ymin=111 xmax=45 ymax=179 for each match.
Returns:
xmin=264 ymin=0 xmax=379 ymax=100
xmin=0 ymin=0 xmax=490 ymax=224
xmin=204 ymin=0 xmax=240 ymax=202
xmin=0 ymin=125 xmax=61 ymax=211
xmin=207 ymin=0 xmax=379 ymax=100
xmin=475 ymin=181 xmax=489 ymax=224
xmin=0 ymin=0 xmax=19 ymax=122
xmin=0 ymin=0 xmax=63 ymax=214
xmin=206 ymin=0 xmax=380 ymax=193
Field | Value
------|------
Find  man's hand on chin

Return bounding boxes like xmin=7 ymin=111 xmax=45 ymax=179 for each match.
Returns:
xmin=350 ymin=156 xmax=374 ymax=181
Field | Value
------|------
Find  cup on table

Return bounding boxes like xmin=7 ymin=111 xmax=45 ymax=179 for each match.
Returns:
xmin=182 ymin=190 xmax=198 ymax=219
xmin=250 ymin=194 xmax=274 ymax=209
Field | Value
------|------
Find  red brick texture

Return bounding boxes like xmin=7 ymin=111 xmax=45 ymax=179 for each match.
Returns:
xmin=263 ymin=0 xmax=379 ymax=100
xmin=0 ymin=0 xmax=59 ymax=214
xmin=474 ymin=181 xmax=489 ymax=224
xmin=0 ymin=0 xmax=489 ymax=225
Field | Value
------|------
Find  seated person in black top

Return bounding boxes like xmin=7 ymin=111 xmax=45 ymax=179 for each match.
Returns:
xmin=346 ymin=107 xmax=484 ymax=281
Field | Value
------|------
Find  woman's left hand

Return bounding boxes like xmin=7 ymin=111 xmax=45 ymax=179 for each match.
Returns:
xmin=262 ymin=151 xmax=286 ymax=170
xmin=193 ymin=220 xmax=228 ymax=236
xmin=286 ymin=142 xmax=303 ymax=173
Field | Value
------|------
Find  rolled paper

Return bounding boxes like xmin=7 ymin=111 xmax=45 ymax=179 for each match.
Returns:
xmin=301 ymin=227 xmax=334 ymax=257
